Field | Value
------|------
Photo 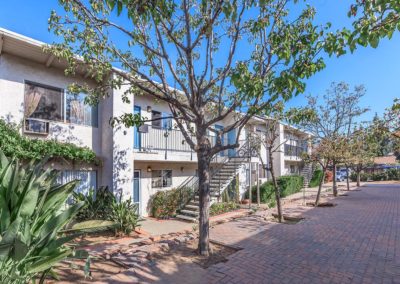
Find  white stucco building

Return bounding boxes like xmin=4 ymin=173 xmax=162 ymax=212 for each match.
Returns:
xmin=0 ymin=28 xmax=311 ymax=217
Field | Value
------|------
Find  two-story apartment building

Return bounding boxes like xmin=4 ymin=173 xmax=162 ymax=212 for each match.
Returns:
xmin=0 ymin=28 xmax=312 ymax=217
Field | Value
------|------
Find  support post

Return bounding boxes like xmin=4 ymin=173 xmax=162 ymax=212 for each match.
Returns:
xmin=257 ymin=163 xmax=260 ymax=206
xmin=249 ymin=161 xmax=252 ymax=209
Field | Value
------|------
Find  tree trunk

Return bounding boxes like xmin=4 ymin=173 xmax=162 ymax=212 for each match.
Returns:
xmin=197 ymin=148 xmax=211 ymax=256
xmin=357 ymin=170 xmax=361 ymax=187
xmin=268 ymin=147 xmax=282 ymax=222
xmin=332 ymin=162 xmax=338 ymax=196
xmin=346 ymin=166 xmax=350 ymax=191
xmin=315 ymin=168 xmax=326 ymax=206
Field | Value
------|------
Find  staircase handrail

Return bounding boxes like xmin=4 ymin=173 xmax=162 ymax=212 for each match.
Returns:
xmin=176 ymin=139 xmax=257 ymax=210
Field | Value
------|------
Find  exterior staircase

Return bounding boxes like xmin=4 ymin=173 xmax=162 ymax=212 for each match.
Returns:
xmin=176 ymin=156 xmax=248 ymax=222
xmin=300 ymin=163 xmax=315 ymax=188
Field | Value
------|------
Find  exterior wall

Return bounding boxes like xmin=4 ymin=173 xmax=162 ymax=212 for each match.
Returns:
xmin=0 ymin=53 xmax=101 ymax=153
xmin=108 ymin=76 xmax=134 ymax=200
xmin=134 ymin=161 xmax=197 ymax=216
xmin=0 ymin=31 xmax=314 ymax=219
xmin=0 ymin=53 xmax=134 ymax=201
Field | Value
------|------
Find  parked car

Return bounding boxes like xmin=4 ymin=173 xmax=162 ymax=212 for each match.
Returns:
xmin=336 ymin=172 xmax=345 ymax=182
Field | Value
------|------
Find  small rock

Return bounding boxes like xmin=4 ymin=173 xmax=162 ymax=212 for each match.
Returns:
xmin=150 ymin=236 xmax=161 ymax=242
xmin=105 ymin=254 xmax=111 ymax=260
xmin=139 ymin=239 xmax=153 ymax=246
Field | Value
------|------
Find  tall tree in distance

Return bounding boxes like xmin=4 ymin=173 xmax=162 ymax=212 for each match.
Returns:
xmin=49 ymin=0 xmax=346 ymax=255
xmin=348 ymin=125 xmax=377 ymax=186
xmin=293 ymin=82 xmax=368 ymax=196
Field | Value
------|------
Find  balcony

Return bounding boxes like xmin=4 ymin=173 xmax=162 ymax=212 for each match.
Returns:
xmin=134 ymin=125 xmax=217 ymax=162
xmin=284 ymin=144 xmax=308 ymax=161
xmin=133 ymin=125 xmax=254 ymax=162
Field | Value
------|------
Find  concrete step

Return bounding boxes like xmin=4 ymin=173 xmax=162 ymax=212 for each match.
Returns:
xmin=176 ymin=214 xmax=197 ymax=222
xmin=181 ymin=209 xmax=199 ymax=216
xmin=185 ymin=204 xmax=199 ymax=210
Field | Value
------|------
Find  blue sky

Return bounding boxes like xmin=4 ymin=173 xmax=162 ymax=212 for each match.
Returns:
xmin=1 ymin=0 xmax=399 ymax=121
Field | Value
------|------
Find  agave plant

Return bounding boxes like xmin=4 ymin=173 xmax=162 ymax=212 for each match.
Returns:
xmin=0 ymin=151 xmax=102 ymax=282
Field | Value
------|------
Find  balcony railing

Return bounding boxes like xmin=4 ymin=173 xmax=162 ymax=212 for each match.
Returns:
xmin=134 ymin=125 xmax=254 ymax=159
xmin=284 ymin=144 xmax=308 ymax=158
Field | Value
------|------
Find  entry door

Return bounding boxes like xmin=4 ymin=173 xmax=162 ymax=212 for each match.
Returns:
xmin=133 ymin=170 xmax=141 ymax=213
xmin=227 ymin=129 xmax=236 ymax=157
xmin=133 ymin=106 xmax=141 ymax=149
xmin=215 ymin=125 xmax=224 ymax=156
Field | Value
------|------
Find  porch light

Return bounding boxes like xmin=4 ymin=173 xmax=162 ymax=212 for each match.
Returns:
xmin=147 ymin=166 xmax=152 ymax=172
xmin=147 ymin=106 xmax=152 ymax=112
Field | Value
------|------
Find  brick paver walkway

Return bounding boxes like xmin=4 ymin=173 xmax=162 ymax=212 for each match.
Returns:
xmin=205 ymin=184 xmax=400 ymax=283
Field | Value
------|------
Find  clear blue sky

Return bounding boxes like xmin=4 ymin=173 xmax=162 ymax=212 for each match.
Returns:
xmin=1 ymin=0 xmax=399 ymax=121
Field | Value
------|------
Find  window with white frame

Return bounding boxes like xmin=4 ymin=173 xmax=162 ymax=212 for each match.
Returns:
xmin=24 ymin=82 xmax=98 ymax=127
xmin=151 ymin=170 xmax=172 ymax=188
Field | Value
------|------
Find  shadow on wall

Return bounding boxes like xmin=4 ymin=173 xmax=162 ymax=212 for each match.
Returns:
xmin=51 ymin=123 xmax=84 ymax=145
xmin=112 ymin=125 xmax=133 ymax=201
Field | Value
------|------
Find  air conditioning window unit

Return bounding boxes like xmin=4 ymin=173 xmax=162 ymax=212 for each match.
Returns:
xmin=24 ymin=118 xmax=50 ymax=135
xmin=138 ymin=124 xmax=149 ymax=133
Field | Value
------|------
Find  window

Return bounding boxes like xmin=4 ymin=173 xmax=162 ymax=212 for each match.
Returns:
xmin=290 ymin=165 xmax=296 ymax=174
xmin=66 ymin=92 xmax=98 ymax=127
xmin=152 ymin=111 xmax=162 ymax=128
xmin=24 ymin=82 xmax=98 ymax=127
xmin=57 ymin=170 xmax=97 ymax=203
xmin=24 ymin=82 xmax=63 ymax=121
xmin=151 ymin=169 xmax=172 ymax=188
xmin=162 ymin=114 xmax=172 ymax=130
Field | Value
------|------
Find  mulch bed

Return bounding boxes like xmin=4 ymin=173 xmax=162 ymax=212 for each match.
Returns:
xmin=306 ymin=202 xmax=337 ymax=207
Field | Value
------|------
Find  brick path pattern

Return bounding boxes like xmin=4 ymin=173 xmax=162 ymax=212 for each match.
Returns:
xmin=204 ymin=184 xmax=400 ymax=284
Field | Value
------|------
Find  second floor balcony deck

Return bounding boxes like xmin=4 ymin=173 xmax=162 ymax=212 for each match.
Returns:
xmin=133 ymin=125 xmax=259 ymax=162
xmin=284 ymin=144 xmax=308 ymax=161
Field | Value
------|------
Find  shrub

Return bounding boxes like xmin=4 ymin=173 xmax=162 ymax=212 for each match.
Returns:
xmin=371 ymin=172 xmax=388 ymax=181
xmin=149 ymin=187 xmax=193 ymax=219
xmin=309 ymin=169 xmax=323 ymax=187
xmin=278 ymin=175 xmax=304 ymax=197
xmin=73 ymin=186 xmax=114 ymax=221
xmin=210 ymin=202 xmax=240 ymax=216
xmin=350 ymin=172 xmax=357 ymax=182
xmin=0 ymin=119 xmax=99 ymax=165
xmin=0 ymin=151 xmax=97 ymax=282
xmin=387 ymin=168 xmax=400 ymax=180
xmin=245 ymin=175 xmax=304 ymax=204
xmin=325 ymin=170 xmax=333 ymax=182
xmin=73 ymin=187 xmax=140 ymax=236
xmin=111 ymin=199 xmax=140 ymax=236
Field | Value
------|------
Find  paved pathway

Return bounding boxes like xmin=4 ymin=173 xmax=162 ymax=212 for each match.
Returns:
xmin=203 ymin=184 xmax=400 ymax=284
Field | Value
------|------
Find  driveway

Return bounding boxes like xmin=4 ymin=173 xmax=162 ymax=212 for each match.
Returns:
xmin=202 ymin=184 xmax=400 ymax=284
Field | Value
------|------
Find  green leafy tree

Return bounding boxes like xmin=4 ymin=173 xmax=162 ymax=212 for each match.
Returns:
xmin=294 ymin=82 xmax=368 ymax=197
xmin=348 ymin=0 xmax=400 ymax=50
xmin=49 ymin=0 xmax=345 ymax=255
xmin=348 ymin=125 xmax=377 ymax=186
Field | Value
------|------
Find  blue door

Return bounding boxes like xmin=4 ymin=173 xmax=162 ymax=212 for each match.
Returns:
xmin=215 ymin=125 xmax=224 ymax=156
xmin=133 ymin=170 xmax=140 ymax=214
xmin=227 ymin=129 xmax=236 ymax=157
xmin=134 ymin=106 xmax=141 ymax=149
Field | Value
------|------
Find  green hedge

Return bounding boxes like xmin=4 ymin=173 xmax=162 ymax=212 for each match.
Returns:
xmin=0 ymin=119 xmax=99 ymax=165
xmin=309 ymin=169 xmax=323 ymax=187
xmin=350 ymin=169 xmax=400 ymax=182
xmin=149 ymin=187 xmax=193 ymax=219
xmin=245 ymin=175 xmax=304 ymax=204
xmin=210 ymin=202 xmax=240 ymax=216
